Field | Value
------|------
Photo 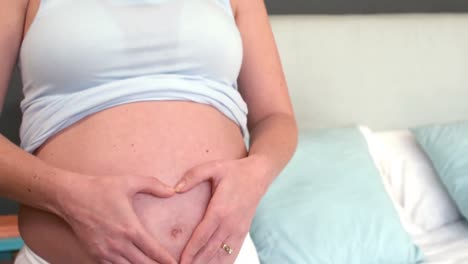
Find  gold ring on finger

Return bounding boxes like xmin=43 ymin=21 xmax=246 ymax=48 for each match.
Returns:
xmin=221 ymin=243 xmax=234 ymax=255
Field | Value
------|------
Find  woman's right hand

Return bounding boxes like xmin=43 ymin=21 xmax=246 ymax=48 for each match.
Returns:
xmin=53 ymin=168 xmax=177 ymax=264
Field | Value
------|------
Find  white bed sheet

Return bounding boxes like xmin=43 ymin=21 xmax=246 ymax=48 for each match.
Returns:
xmin=234 ymin=233 xmax=260 ymax=264
xmin=360 ymin=127 xmax=468 ymax=263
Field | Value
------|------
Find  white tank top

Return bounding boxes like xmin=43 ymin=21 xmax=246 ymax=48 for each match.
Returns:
xmin=19 ymin=0 xmax=248 ymax=153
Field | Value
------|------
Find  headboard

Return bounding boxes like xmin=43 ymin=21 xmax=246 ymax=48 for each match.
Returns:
xmin=270 ymin=14 xmax=468 ymax=132
xmin=266 ymin=0 xmax=468 ymax=14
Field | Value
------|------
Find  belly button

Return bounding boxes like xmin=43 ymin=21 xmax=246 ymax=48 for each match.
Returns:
xmin=170 ymin=227 xmax=184 ymax=239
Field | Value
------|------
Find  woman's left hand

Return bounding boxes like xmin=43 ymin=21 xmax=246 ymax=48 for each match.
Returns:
xmin=175 ymin=156 xmax=268 ymax=264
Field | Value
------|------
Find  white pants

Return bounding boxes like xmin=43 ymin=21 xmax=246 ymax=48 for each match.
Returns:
xmin=15 ymin=233 xmax=259 ymax=264
xmin=14 ymin=245 xmax=48 ymax=264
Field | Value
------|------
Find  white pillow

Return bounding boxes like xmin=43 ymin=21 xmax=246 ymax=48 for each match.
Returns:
xmin=363 ymin=128 xmax=461 ymax=234
xmin=362 ymin=127 xmax=468 ymax=263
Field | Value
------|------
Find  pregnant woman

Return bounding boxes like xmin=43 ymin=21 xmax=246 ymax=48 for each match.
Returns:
xmin=0 ymin=0 xmax=297 ymax=263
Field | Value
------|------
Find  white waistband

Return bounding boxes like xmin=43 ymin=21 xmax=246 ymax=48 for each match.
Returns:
xmin=14 ymin=245 xmax=49 ymax=264
xmin=14 ymin=234 xmax=259 ymax=264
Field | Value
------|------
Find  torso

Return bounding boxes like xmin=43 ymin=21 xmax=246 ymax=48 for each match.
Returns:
xmin=19 ymin=102 xmax=247 ymax=263
xmin=18 ymin=0 xmax=246 ymax=263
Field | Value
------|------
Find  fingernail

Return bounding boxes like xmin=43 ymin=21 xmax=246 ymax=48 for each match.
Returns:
xmin=175 ymin=180 xmax=186 ymax=192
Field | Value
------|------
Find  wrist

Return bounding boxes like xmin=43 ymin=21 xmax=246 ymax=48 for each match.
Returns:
xmin=41 ymin=167 xmax=81 ymax=219
xmin=244 ymin=154 xmax=275 ymax=194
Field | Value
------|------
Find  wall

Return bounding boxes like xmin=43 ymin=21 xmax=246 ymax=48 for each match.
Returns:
xmin=0 ymin=67 xmax=22 ymax=214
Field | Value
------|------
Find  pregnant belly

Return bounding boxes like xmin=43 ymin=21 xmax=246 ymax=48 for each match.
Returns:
xmin=18 ymin=101 xmax=248 ymax=263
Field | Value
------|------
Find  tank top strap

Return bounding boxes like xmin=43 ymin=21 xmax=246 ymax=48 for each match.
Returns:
xmin=33 ymin=0 xmax=59 ymax=20
xmin=217 ymin=0 xmax=235 ymax=17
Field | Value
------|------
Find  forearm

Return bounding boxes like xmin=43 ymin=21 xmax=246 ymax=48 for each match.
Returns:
xmin=247 ymin=112 xmax=298 ymax=191
xmin=0 ymin=134 xmax=69 ymax=216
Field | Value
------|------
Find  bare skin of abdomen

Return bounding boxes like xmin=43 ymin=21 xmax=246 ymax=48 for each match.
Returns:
xmin=18 ymin=101 xmax=248 ymax=263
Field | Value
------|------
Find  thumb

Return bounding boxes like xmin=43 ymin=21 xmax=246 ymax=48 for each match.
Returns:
xmin=174 ymin=160 xmax=221 ymax=193
xmin=133 ymin=176 xmax=175 ymax=198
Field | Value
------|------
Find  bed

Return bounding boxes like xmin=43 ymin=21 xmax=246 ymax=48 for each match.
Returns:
xmin=243 ymin=13 xmax=468 ymax=263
